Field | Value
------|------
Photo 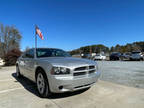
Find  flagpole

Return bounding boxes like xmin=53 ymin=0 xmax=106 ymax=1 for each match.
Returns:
xmin=35 ymin=25 xmax=37 ymax=58
xmin=35 ymin=25 xmax=44 ymax=58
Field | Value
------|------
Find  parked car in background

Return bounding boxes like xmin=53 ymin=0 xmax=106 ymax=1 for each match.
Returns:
xmin=93 ymin=54 xmax=106 ymax=60
xmin=16 ymin=48 xmax=100 ymax=98
xmin=0 ymin=58 xmax=4 ymax=66
xmin=81 ymin=54 xmax=91 ymax=59
xmin=110 ymin=52 xmax=122 ymax=60
xmin=130 ymin=51 xmax=143 ymax=61
xmin=121 ymin=52 xmax=131 ymax=60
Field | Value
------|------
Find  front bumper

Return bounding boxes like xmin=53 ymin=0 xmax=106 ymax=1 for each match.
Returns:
xmin=48 ymin=71 xmax=100 ymax=93
xmin=131 ymin=57 xmax=142 ymax=60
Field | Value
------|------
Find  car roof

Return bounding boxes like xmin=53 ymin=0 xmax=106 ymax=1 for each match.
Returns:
xmin=30 ymin=48 xmax=62 ymax=50
xmin=111 ymin=52 xmax=121 ymax=54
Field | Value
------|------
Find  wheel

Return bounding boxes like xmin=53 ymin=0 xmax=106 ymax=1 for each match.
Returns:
xmin=36 ymin=69 xmax=51 ymax=98
xmin=130 ymin=58 xmax=133 ymax=61
xmin=117 ymin=57 xmax=120 ymax=61
xmin=109 ymin=57 xmax=112 ymax=61
xmin=16 ymin=65 xmax=22 ymax=78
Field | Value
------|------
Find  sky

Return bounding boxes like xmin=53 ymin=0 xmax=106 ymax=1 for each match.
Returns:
xmin=0 ymin=0 xmax=144 ymax=51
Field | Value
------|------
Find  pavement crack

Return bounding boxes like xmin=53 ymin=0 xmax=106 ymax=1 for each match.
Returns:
xmin=50 ymin=100 xmax=63 ymax=108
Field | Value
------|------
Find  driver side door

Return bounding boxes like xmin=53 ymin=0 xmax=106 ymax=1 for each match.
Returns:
xmin=24 ymin=49 xmax=35 ymax=81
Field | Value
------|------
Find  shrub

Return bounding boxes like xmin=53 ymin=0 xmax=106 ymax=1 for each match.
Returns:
xmin=4 ymin=49 xmax=22 ymax=66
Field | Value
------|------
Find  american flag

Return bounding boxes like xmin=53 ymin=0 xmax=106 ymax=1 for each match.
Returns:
xmin=35 ymin=25 xmax=44 ymax=40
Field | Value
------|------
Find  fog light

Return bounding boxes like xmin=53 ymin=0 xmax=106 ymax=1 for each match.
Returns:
xmin=59 ymin=86 xmax=63 ymax=90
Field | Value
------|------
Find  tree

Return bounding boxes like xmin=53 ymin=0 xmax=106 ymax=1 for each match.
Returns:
xmin=70 ymin=44 xmax=109 ymax=55
xmin=0 ymin=23 xmax=22 ymax=57
xmin=4 ymin=49 xmax=22 ymax=66
xmin=110 ymin=46 xmax=115 ymax=52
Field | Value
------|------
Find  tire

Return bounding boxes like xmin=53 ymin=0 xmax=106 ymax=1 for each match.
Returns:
xmin=36 ymin=69 xmax=51 ymax=98
xmin=130 ymin=58 xmax=133 ymax=61
xmin=94 ymin=59 xmax=97 ymax=61
xmin=117 ymin=57 xmax=120 ymax=61
xmin=110 ymin=57 xmax=112 ymax=61
xmin=16 ymin=65 xmax=22 ymax=78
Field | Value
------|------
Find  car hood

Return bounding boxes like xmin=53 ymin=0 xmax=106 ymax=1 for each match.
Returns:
xmin=38 ymin=57 xmax=96 ymax=67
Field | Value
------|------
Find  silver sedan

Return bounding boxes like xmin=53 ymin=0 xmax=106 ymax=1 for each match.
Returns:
xmin=16 ymin=48 xmax=100 ymax=98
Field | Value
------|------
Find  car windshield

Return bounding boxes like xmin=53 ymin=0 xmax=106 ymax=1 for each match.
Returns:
xmin=111 ymin=52 xmax=121 ymax=55
xmin=36 ymin=48 xmax=71 ymax=58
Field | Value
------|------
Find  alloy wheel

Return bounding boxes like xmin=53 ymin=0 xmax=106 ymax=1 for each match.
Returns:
xmin=37 ymin=73 xmax=45 ymax=94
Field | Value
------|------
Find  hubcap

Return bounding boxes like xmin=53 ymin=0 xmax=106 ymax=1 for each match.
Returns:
xmin=37 ymin=73 xmax=45 ymax=94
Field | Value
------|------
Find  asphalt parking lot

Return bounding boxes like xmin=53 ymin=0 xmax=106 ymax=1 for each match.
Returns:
xmin=98 ymin=61 xmax=144 ymax=88
xmin=0 ymin=61 xmax=144 ymax=108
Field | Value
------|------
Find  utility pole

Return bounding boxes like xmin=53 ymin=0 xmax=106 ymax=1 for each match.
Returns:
xmin=89 ymin=46 xmax=91 ymax=54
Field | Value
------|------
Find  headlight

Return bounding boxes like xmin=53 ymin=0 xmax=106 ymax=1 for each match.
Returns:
xmin=51 ymin=67 xmax=70 ymax=75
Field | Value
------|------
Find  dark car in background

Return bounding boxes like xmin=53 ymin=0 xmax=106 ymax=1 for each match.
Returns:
xmin=110 ymin=52 xmax=122 ymax=60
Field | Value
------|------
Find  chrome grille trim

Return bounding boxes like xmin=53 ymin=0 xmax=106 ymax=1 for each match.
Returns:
xmin=73 ymin=65 xmax=96 ymax=76
xmin=89 ymin=65 xmax=95 ymax=69
xmin=89 ymin=70 xmax=95 ymax=74
xmin=74 ymin=66 xmax=87 ymax=71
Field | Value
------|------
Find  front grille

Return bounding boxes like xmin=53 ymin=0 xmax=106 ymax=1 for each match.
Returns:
xmin=73 ymin=72 xmax=86 ymax=76
xmin=89 ymin=70 xmax=95 ymax=74
xmin=73 ymin=65 xmax=96 ymax=76
xmin=74 ymin=67 xmax=87 ymax=71
xmin=89 ymin=65 xmax=95 ymax=69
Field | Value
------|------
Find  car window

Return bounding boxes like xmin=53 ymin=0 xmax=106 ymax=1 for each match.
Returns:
xmin=96 ymin=54 xmax=100 ymax=56
xmin=111 ymin=53 xmax=120 ymax=55
xmin=132 ymin=52 xmax=140 ymax=54
xmin=23 ymin=49 xmax=34 ymax=58
xmin=37 ymin=48 xmax=71 ymax=58
xmin=101 ymin=54 xmax=105 ymax=56
xmin=21 ymin=53 xmax=26 ymax=58
xmin=125 ymin=53 xmax=131 ymax=55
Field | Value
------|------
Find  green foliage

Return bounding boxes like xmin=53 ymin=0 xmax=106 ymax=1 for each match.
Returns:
xmin=70 ymin=44 xmax=109 ymax=55
xmin=110 ymin=42 xmax=144 ymax=53
xmin=70 ymin=41 xmax=144 ymax=55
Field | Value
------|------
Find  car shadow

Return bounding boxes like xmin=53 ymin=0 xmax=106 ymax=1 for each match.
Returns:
xmin=12 ymin=72 xmax=89 ymax=99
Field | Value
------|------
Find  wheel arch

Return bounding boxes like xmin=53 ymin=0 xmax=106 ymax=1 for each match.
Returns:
xmin=16 ymin=63 xmax=18 ymax=66
xmin=35 ymin=66 xmax=51 ymax=97
xmin=35 ymin=66 xmax=48 ymax=82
